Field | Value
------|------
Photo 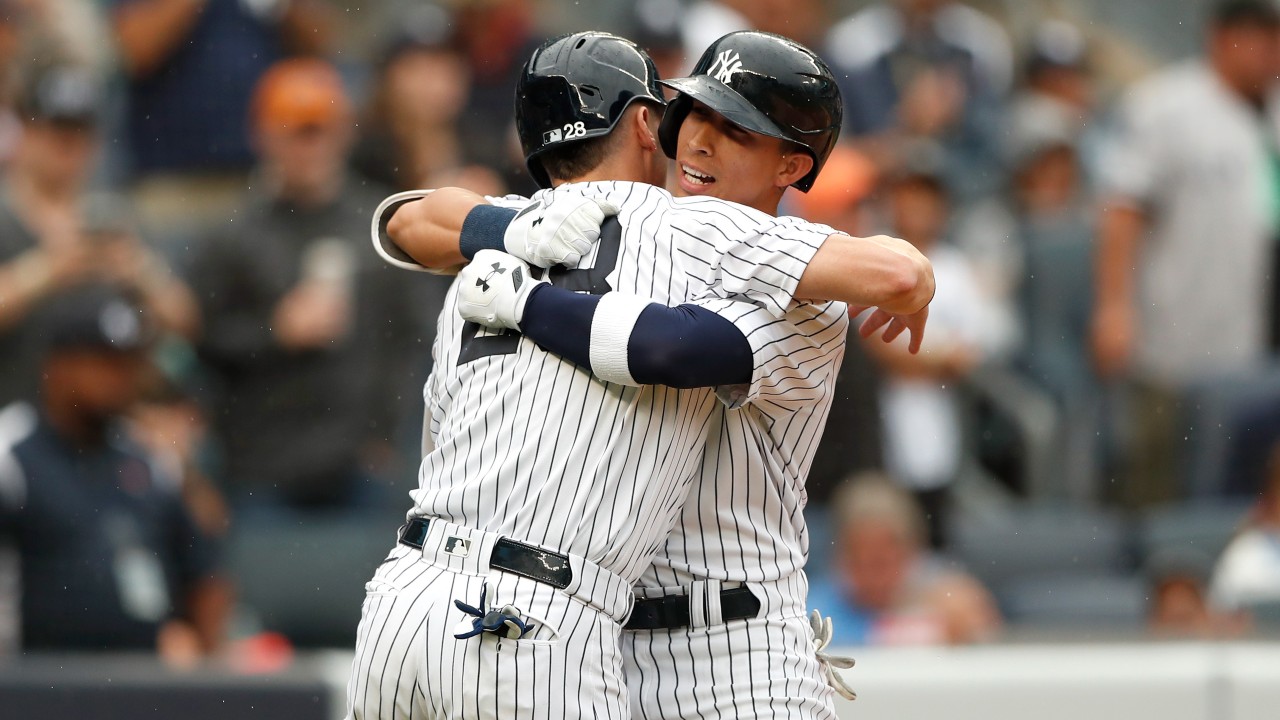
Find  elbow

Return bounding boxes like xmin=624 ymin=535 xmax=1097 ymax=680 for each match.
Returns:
xmin=629 ymin=343 xmax=691 ymax=388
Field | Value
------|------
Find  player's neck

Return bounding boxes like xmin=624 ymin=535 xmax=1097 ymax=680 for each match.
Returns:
xmin=567 ymin=155 xmax=653 ymax=186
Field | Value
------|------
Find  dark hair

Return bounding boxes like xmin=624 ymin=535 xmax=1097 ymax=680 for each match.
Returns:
xmin=1213 ymin=0 xmax=1280 ymax=28
xmin=535 ymin=133 xmax=614 ymax=185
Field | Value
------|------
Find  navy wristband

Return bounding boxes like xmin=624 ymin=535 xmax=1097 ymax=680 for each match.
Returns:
xmin=459 ymin=205 xmax=519 ymax=260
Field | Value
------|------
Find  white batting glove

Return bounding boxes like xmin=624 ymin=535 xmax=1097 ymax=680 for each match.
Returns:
xmin=457 ymin=249 xmax=547 ymax=330
xmin=504 ymin=194 xmax=618 ymax=268
xmin=809 ymin=609 xmax=857 ymax=701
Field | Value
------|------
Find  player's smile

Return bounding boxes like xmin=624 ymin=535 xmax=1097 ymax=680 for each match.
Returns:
xmin=678 ymin=162 xmax=715 ymax=193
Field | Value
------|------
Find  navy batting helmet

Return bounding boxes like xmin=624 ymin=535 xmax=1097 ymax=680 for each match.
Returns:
xmin=659 ymin=31 xmax=842 ymax=192
xmin=515 ymin=32 xmax=666 ymax=189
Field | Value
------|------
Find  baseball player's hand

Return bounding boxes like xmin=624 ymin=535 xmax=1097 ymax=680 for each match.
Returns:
xmin=809 ymin=609 xmax=856 ymax=701
xmin=504 ymin=194 xmax=618 ymax=268
xmin=457 ymin=249 xmax=547 ymax=330
xmin=852 ymin=304 xmax=929 ymax=354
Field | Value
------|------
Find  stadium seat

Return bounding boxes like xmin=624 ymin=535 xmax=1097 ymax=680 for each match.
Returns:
xmin=226 ymin=515 xmax=397 ymax=648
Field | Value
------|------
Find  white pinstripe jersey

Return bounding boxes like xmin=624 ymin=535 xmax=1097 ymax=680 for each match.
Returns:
xmin=399 ymin=181 xmax=845 ymax=585
xmin=637 ymin=292 xmax=849 ymax=589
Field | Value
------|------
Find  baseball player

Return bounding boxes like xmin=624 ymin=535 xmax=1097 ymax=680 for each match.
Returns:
xmin=398 ymin=32 xmax=892 ymax=718
xmin=347 ymin=32 xmax=931 ymax=720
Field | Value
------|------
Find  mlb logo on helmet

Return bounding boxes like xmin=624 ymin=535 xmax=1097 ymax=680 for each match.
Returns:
xmin=543 ymin=127 xmax=563 ymax=144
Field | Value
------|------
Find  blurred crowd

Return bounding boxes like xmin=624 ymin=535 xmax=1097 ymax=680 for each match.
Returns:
xmin=3 ymin=0 xmax=1280 ymax=665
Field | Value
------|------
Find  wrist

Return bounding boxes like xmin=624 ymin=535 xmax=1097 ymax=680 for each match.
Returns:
xmin=513 ymin=278 xmax=549 ymax=329
xmin=460 ymin=205 xmax=518 ymax=261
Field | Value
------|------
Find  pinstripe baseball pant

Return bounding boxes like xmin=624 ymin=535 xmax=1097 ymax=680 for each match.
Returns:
xmin=346 ymin=518 xmax=634 ymax=720
xmin=623 ymin=573 xmax=837 ymax=720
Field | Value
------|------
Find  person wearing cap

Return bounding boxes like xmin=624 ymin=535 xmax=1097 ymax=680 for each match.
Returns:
xmin=1093 ymin=0 xmax=1280 ymax=507
xmin=0 ymin=62 xmax=197 ymax=410
xmin=186 ymin=58 xmax=426 ymax=515
xmin=0 ymin=283 xmax=229 ymax=661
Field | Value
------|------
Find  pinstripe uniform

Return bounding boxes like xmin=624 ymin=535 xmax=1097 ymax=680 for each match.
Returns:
xmin=346 ymin=181 xmax=842 ymax=720
xmin=623 ymin=260 xmax=850 ymax=720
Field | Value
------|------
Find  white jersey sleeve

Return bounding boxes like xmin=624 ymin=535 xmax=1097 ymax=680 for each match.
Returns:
xmin=693 ymin=298 xmax=849 ymax=410
xmin=668 ymin=198 xmax=835 ymax=317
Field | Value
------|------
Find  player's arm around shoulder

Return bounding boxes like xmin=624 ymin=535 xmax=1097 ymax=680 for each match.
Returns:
xmin=374 ymin=186 xmax=616 ymax=276
xmin=796 ymin=233 xmax=934 ymax=315
xmin=796 ymin=233 xmax=935 ymax=354
xmin=374 ymin=187 xmax=483 ymax=274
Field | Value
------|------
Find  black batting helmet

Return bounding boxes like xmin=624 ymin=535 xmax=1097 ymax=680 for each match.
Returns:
xmin=659 ymin=31 xmax=842 ymax=192
xmin=515 ymin=32 xmax=666 ymax=189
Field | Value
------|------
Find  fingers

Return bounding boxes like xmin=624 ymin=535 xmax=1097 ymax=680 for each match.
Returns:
xmin=857 ymin=309 xmax=891 ymax=338
xmin=880 ymin=320 xmax=907 ymax=344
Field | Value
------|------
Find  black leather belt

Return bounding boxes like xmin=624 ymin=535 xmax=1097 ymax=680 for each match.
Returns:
xmin=624 ymin=586 xmax=761 ymax=630
xmin=398 ymin=517 xmax=572 ymax=590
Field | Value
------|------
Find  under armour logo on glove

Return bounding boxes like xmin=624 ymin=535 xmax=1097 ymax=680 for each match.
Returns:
xmin=458 ymin=250 xmax=546 ymax=331
xmin=453 ymin=584 xmax=534 ymax=640
xmin=476 ymin=263 xmax=507 ymax=292
xmin=809 ymin=609 xmax=857 ymax=701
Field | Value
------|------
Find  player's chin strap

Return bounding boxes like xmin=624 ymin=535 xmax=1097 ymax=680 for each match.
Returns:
xmin=809 ymin=609 xmax=857 ymax=701
xmin=453 ymin=584 xmax=534 ymax=640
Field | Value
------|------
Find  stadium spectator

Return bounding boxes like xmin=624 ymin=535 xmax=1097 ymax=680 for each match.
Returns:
xmin=0 ymin=63 xmax=196 ymax=409
xmin=1210 ymin=441 xmax=1280 ymax=617
xmin=824 ymin=0 xmax=1012 ymax=202
xmin=186 ymin=59 xmax=427 ymax=514
xmin=350 ymin=3 xmax=503 ymax=196
xmin=1092 ymin=0 xmax=1280 ymax=507
xmin=864 ymin=159 xmax=1007 ymax=546
xmin=954 ymin=50 xmax=1100 ymax=499
xmin=109 ymin=0 xmax=336 ymax=244
xmin=808 ymin=473 xmax=1002 ymax=646
xmin=0 ymin=283 xmax=230 ymax=662
xmin=450 ymin=0 xmax=544 ymax=191
xmin=1147 ymin=548 xmax=1245 ymax=638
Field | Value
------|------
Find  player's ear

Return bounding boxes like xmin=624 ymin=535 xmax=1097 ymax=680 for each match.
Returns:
xmin=634 ymin=105 xmax=659 ymax=152
xmin=775 ymin=149 xmax=814 ymax=189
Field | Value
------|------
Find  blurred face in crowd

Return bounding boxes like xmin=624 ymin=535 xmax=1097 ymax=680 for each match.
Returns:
xmin=887 ymin=175 xmax=949 ymax=250
xmin=44 ymin=349 xmax=148 ymax=426
xmin=18 ymin=119 xmax=98 ymax=194
xmin=838 ymin=518 xmax=916 ymax=612
xmin=1211 ymin=19 xmax=1280 ymax=104
xmin=1016 ymin=144 xmax=1081 ymax=213
xmin=384 ymin=48 xmax=470 ymax=130
xmin=256 ymin=117 xmax=353 ymax=202
xmin=1148 ymin=575 xmax=1214 ymax=636
xmin=672 ymin=100 xmax=814 ymax=214
xmin=252 ymin=60 xmax=354 ymax=203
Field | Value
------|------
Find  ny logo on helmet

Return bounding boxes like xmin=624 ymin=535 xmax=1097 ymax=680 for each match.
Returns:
xmin=709 ymin=50 xmax=743 ymax=84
